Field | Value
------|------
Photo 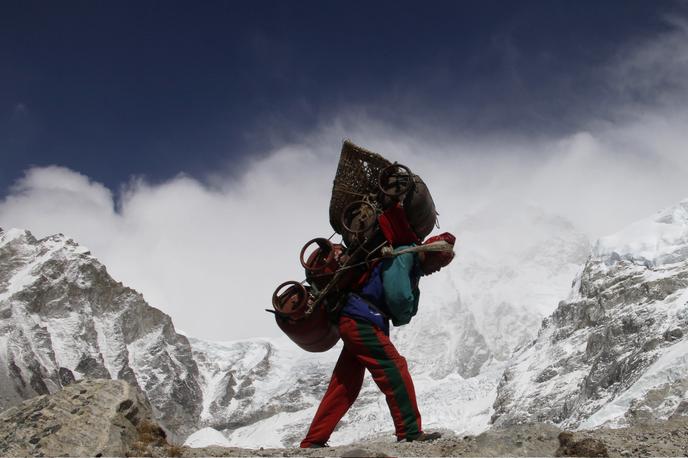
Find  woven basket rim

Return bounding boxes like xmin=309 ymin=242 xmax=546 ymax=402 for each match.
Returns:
xmin=328 ymin=140 xmax=392 ymax=234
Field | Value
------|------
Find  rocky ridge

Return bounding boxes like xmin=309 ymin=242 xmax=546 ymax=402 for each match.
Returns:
xmin=6 ymin=197 xmax=686 ymax=449
xmin=0 ymin=228 xmax=202 ymax=438
xmin=491 ymin=200 xmax=688 ymax=429
xmin=0 ymin=379 xmax=170 ymax=457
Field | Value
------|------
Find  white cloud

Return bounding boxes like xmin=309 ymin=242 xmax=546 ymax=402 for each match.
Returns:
xmin=0 ymin=148 xmax=339 ymax=341
xmin=2 ymin=111 xmax=688 ymax=341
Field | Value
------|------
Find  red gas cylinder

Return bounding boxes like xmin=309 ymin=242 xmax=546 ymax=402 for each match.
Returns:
xmin=271 ymin=281 xmax=340 ymax=352
xmin=300 ymin=238 xmax=345 ymax=290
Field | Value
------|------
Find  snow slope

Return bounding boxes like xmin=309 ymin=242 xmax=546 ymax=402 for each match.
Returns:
xmin=190 ymin=335 xmax=505 ymax=448
xmin=492 ymin=200 xmax=688 ymax=429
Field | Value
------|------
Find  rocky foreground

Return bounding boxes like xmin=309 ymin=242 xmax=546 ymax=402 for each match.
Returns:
xmin=185 ymin=419 xmax=688 ymax=458
xmin=0 ymin=379 xmax=178 ymax=457
xmin=1 ymin=380 xmax=687 ymax=457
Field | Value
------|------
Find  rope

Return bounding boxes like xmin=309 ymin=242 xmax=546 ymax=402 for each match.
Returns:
xmin=306 ymin=241 xmax=454 ymax=280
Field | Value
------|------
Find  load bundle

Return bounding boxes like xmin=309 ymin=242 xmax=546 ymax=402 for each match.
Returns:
xmin=270 ymin=140 xmax=438 ymax=352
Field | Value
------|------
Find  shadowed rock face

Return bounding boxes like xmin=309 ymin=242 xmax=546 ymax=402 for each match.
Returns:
xmin=0 ymin=379 xmax=155 ymax=457
xmin=0 ymin=229 xmax=202 ymax=438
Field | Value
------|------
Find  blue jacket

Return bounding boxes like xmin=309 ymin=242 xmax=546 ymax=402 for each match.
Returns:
xmin=341 ymin=246 xmax=421 ymax=334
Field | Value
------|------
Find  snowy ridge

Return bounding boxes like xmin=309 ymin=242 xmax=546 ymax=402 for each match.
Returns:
xmin=492 ymin=199 xmax=688 ymax=429
xmin=579 ymin=336 xmax=688 ymax=429
xmin=13 ymin=193 xmax=686 ymax=449
xmin=184 ymin=427 xmax=232 ymax=448
xmin=0 ymin=226 xmax=511 ymax=447
xmin=0 ymin=228 xmax=202 ymax=438
xmin=593 ymin=199 xmax=688 ymax=266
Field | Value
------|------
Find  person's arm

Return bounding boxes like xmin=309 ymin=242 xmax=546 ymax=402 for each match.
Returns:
xmin=382 ymin=251 xmax=417 ymax=326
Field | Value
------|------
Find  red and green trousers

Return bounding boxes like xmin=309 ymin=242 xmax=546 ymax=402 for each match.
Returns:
xmin=300 ymin=316 xmax=422 ymax=447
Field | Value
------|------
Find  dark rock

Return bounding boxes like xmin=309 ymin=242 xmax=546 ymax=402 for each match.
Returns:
xmin=642 ymin=339 xmax=660 ymax=352
xmin=124 ymin=406 xmax=140 ymax=424
xmin=585 ymin=332 xmax=608 ymax=359
xmin=75 ymin=356 xmax=110 ymax=379
xmin=622 ymin=317 xmax=640 ymax=334
xmin=29 ymin=368 xmax=49 ymax=395
xmin=118 ymin=400 xmax=134 ymax=412
xmin=535 ymin=367 xmax=558 ymax=383
xmin=0 ymin=380 xmax=157 ymax=456
xmin=556 ymin=431 xmax=608 ymax=457
xmin=58 ymin=368 xmax=75 ymax=386
xmin=664 ymin=328 xmax=683 ymax=341
xmin=43 ymin=424 xmax=61 ymax=434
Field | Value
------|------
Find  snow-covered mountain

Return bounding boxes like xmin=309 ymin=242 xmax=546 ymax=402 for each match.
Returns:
xmin=188 ymin=334 xmax=503 ymax=448
xmin=0 ymin=199 xmax=594 ymax=448
xmin=491 ymin=199 xmax=688 ymax=429
xmin=187 ymin=287 xmax=501 ymax=448
xmin=0 ymin=228 xmax=202 ymax=439
xmin=186 ymin=204 xmax=593 ymax=447
xmin=5 ymin=197 xmax=687 ymax=447
xmin=452 ymin=204 xmax=591 ymax=360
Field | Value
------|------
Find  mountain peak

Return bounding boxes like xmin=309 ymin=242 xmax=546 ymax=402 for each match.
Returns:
xmin=0 ymin=227 xmax=35 ymax=246
xmin=0 ymin=227 xmax=202 ymax=438
xmin=492 ymin=200 xmax=688 ymax=430
xmin=593 ymin=198 xmax=688 ymax=267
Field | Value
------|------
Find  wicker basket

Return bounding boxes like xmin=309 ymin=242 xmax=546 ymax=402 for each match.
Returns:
xmin=329 ymin=140 xmax=391 ymax=234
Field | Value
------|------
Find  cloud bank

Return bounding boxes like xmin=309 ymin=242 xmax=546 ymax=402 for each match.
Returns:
xmin=2 ymin=17 xmax=688 ymax=340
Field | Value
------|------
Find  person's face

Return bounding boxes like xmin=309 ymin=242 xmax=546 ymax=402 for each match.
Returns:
xmin=419 ymin=252 xmax=452 ymax=276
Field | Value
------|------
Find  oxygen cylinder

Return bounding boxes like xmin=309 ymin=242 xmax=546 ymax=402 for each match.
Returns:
xmin=271 ymin=281 xmax=339 ymax=352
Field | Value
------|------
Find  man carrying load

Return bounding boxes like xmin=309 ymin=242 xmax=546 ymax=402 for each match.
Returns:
xmin=270 ymin=141 xmax=456 ymax=446
xmin=300 ymin=232 xmax=456 ymax=448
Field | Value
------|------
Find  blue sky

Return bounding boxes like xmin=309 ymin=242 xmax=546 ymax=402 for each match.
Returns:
xmin=1 ymin=1 xmax=681 ymax=195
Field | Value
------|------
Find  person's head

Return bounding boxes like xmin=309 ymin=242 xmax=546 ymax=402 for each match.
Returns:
xmin=418 ymin=232 xmax=456 ymax=275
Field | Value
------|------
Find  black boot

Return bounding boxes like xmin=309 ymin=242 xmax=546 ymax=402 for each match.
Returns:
xmin=405 ymin=431 xmax=442 ymax=442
